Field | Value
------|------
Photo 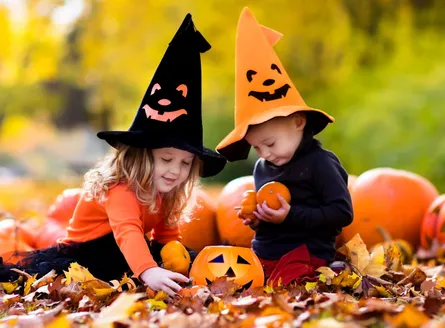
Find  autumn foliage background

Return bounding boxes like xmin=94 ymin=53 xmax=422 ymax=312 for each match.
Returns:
xmin=0 ymin=0 xmax=445 ymax=188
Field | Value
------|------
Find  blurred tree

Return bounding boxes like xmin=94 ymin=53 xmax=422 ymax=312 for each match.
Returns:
xmin=1 ymin=0 xmax=445 ymax=187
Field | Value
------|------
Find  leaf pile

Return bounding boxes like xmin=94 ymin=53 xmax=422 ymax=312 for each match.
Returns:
xmin=2 ymin=234 xmax=445 ymax=327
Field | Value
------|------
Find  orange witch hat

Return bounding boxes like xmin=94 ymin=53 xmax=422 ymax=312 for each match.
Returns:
xmin=216 ymin=8 xmax=334 ymax=161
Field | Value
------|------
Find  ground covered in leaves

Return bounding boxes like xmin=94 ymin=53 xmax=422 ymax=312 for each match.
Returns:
xmin=2 ymin=235 xmax=445 ymax=327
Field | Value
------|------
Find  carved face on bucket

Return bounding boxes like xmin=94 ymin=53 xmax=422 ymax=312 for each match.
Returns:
xmin=143 ymin=83 xmax=188 ymax=122
xmin=247 ymin=63 xmax=291 ymax=102
xmin=189 ymin=246 xmax=264 ymax=290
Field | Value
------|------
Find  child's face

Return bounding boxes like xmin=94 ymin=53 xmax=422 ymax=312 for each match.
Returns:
xmin=152 ymin=148 xmax=195 ymax=193
xmin=245 ymin=114 xmax=305 ymax=166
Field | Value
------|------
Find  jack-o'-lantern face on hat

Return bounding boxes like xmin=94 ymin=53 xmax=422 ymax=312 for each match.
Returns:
xmin=246 ymin=63 xmax=291 ymax=102
xmin=143 ymin=83 xmax=188 ymax=122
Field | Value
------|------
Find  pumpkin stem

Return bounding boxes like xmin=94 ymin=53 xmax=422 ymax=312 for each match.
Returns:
xmin=376 ymin=226 xmax=392 ymax=242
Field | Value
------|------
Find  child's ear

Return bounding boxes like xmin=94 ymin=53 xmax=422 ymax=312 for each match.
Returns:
xmin=294 ymin=113 xmax=306 ymax=131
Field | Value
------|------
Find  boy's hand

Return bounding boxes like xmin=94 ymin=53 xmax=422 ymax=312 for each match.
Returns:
xmin=237 ymin=210 xmax=260 ymax=229
xmin=254 ymin=194 xmax=290 ymax=224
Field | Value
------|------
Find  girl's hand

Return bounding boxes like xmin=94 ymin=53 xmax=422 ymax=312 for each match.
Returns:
xmin=254 ymin=194 xmax=290 ymax=224
xmin=237 ymin=210 xmax=260 ymax=229
xmin=140 ymin=267 xmax=189 ymax=297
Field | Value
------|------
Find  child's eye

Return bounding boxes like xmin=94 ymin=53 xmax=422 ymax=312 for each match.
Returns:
xmin=161 ymin=158 xmax=172 ymax=163
xmin=182 ymin=161 xmax=191 ymax=166
xmin=267 ymin=142 xmax=275 ymax=147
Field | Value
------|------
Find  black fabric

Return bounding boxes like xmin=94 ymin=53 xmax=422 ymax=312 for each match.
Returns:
xmin=251 ymin=134 xmax=353 ymax=263
xmin=97 ymin=14 xmax=226 ymax=178
xmin=0 ymin=233 xmax=197 ymax=282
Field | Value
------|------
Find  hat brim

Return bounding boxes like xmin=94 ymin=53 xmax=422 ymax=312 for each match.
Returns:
xmin=216 ymin=106 xmax=334 ymax=162
xmin=97 ymin=131 xmax=226 ymax=178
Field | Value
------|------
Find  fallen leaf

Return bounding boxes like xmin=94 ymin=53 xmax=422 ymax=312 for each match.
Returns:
xmin=384 ymin=304 xmax=429 ymax=328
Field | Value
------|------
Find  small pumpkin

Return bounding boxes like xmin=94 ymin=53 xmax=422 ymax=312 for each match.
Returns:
xmin=239 ymin=190 xmax=257 ymax=220
xmin=256 ymin=182 xmax=291 ymax=210
xmin=160 ymin=240 xmax=191 ymax=275
xmin=370 ymin=227 xmax=413 ymax=264
xmin=189 ymin=246 xmax=264 ymax=290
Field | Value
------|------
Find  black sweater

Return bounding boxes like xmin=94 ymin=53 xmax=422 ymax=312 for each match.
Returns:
xmin=252 ymin=136 xmax=353 ymax=263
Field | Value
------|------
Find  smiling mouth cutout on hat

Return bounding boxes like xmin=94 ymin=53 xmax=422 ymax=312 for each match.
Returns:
xmin=247 ymin=64 xmax=291 ymax=102
xmin=143 ymin=83 xmax=188 ymax=122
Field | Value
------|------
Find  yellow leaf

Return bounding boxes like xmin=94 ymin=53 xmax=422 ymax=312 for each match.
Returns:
xmin=264 ymin=285 xmax=274 ymax=294
xmin=64 ymin=263 xmax=96 ymax=285
xmin=92 ymin=292 xmax=143 ymax=328
xmin=370 ymin=245 xmax=385 ymax=265
xmin=345 ymin=234 xmax=370 ymax=273
xmin=46 ymin=315 xmax=70 ymax=328
xmin=363 ymin=263 xmax=387 ymax=278
xmin=319 ymin=274 xmax=327 ymax=283
xmin=384 ymin=304 xmax=429 ymax=328
xmin=154 ymin=290 xmax=169 ymax=301
xmin=93 ymin=287 xmax=116 ymax=297
xmin=332 ymin=270 xmax=361 ymax=288
xmin=24 ymin=274 xmax=37 ymax=296
xmin=375 ymin=285 xmax=392 ymax=297
xmin=208 ymin=300 xmax=225 ymax=314
xmin=147 ymin=299 xmax=167 ymax=311
xmin=316 ymin=266 xmax=337 ymax=279
xmin=305 ymin=282 xmax=317 ymax=292
xmin=435 ymin=276 xmax=445 ymax=289
xmin=0 ymin=281 xmax=19 ymax=294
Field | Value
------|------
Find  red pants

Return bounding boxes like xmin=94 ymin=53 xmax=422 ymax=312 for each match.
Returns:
xmin=259 ymin=245 xmax=327 ymax=286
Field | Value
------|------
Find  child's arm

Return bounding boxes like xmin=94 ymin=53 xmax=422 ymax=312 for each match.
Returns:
xmin=105 ymin=185 xmax=158 ymax=277
xmin=286 ymin=153 xmax=353 ymax=230
xmin=151 ymin=219 xmax=181 ymax=244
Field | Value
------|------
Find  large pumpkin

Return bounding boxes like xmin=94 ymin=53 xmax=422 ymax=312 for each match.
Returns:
xmin=190 ymin=246 xmax=264 ymax=290
xmin=420 ymin=195 xmax=445 ymax=249
xmin=348 ymin=174 xmax=358 ymax=192
xmin=47 ymin=188 xmax=82 ymax=224
xmin=180 ymin=188 xmax=220 ymax=252
xmin=0 ymin=219 xmax=34 ymax=259
xmin=343 ymin=168 xmax=438 ymax=247
xmin=33 ymin=219 xmax=67 ymax=249
xmin=216 ymin=176 xmax=255 ymax=247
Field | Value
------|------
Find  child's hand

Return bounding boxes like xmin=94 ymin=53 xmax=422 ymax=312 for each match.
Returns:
xmin=254 ymin=194 xmax=290 ymax=224
xmin=237 ymin=210 xmax=260 ymax=229
xmin=140 ymin=267 xmax=189 ymax=297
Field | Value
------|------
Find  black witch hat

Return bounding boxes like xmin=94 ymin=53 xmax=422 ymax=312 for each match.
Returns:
xmin=98 ymin=14 xmax=226 ymax=177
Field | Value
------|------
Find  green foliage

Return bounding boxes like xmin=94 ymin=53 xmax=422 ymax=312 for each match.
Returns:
xmin=1 ymin=0 xmax=445 ymax=190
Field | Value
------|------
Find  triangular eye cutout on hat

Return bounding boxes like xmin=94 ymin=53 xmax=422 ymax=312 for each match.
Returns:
xmin=97 ymin=14 xmax=226 ymax=177
xmin=216 ymin=7 xmax=335 ymax=162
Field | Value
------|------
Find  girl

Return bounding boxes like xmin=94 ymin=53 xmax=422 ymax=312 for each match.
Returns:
xmin=0 ymin=14 xmax=226 ymax=297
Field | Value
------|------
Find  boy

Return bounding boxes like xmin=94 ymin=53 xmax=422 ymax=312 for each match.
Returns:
xmin=217 ymin=8 xmax=353 ymax=286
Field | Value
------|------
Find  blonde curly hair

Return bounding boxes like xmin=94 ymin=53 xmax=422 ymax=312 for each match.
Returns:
xmin=83 ymin=144 xmax=201 ymax=226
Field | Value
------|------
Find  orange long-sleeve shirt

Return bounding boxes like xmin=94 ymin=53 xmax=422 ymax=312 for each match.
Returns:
xmin=58 ymin=184 xmax=180 ymax=277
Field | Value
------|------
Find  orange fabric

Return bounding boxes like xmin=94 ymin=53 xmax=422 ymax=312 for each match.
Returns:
xmin=216 ymin=7 xmax=334 ymax=154
xmin=58 ymin=185 xmax=181 ymax=277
